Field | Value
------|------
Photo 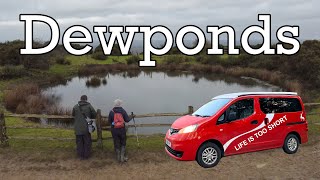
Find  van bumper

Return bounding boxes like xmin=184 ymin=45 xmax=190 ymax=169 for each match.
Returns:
xmin=164 ymin=132 xmax=199 ymax=161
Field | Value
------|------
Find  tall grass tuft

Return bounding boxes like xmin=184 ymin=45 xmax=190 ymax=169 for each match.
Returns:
xmin=4 ymin=83 xmax=70 ymax=115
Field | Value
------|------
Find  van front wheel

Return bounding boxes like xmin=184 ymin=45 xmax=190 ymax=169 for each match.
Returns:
xmin=196 ymin=142 xmax=221 ymax=168
xmin=283 ymin=134 xmax=299 ymax=154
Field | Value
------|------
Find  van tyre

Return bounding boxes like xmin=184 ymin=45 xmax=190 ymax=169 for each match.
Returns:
xmin=283 ymin=134 xmax=299 ymax=154
xmin=196 ymin=142 xmax=221 ymax=168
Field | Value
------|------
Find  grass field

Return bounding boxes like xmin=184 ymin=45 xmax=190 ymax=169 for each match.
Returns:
xmin=1 ymin=112 xmax=319 ymax=154
xmin=3 ymin=116 xmax=164 ymax=153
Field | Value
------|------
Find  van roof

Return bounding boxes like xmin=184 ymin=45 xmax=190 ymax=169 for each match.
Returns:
xmin=212 ymin=92 xmax=297 ymax=100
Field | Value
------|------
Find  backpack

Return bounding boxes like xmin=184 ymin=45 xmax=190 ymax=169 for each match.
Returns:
xmin=78 ymin=104 xmax=96 ymax=133
xmin=112 ymin=110 xmax=125 ymax=128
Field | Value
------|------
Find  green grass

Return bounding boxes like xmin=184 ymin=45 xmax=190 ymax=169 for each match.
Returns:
xmin=5 ymin=117 xmax=38 ymax=127
xmin=2 ymin=115 xmax=164 ymax=153
xmin=66 ymin=54 xmax=198 ymax=66
xmin=48 ymin=55 xmax=136 ymax=77
xmin=220 ymin=54 xmax=239 ymax=60
xmin=306 ymin=106 xmax=320 ymax=135
xmin=66 ymin=55 xmax=130 ymax=65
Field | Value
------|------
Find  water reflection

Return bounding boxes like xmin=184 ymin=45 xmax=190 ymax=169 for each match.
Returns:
xmin=85 ymin=77 xmax=107 ymax=88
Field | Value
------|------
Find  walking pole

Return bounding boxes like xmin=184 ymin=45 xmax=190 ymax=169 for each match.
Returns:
xmin=131 ymin=112 xmax=140 ymax=147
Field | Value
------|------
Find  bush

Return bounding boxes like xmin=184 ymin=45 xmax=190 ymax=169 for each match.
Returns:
xmin=163 ymin=55 xmax=193 ymax=65
xmin=4 ymin=84 xmax=41 ymax=111
xmin=4 ymin=83 xmax=69 ymax=114
xmin=195 ymin=54 xmax=222 ymax=65
xmin=92 ymin=52 xmax=108 ymax=60
xmin=0 ymin=40 xmax=24 ymax=65
xmin=126 ymin=55 xmax=141 ymax=65
xmin=48 ymin=74 xmax=68 ymax=85
xmin=0 ymin=65 xmax=27 ymax=79
xmin=22 ymin=54 xmax=50 ymax=70
xmin=55 ymin=57 xmax=71 ymax=65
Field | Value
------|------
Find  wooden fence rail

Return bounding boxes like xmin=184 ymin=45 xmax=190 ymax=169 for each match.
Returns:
xmin=5 ymin=112 xmax=189 ymax=119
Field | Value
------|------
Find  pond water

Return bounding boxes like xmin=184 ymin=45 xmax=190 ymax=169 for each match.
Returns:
xmin=43 ymin=71 xmax=281 ymax=134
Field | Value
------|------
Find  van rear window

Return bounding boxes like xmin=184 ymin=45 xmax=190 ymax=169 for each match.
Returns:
xmin=259 ymin=98 xmax=302 ymax=114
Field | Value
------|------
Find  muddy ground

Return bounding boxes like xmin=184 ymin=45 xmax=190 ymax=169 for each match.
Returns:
xmin=0 ymin=137 xmax=319 ymax=180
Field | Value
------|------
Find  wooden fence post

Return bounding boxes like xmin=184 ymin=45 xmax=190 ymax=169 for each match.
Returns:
xmin=188 ymin=106 xmax=194 ymax=114
xmin=0 ymin=113 xmax=9 ymax=147
xmin=96 ymin=109 xmax=103 ymax=149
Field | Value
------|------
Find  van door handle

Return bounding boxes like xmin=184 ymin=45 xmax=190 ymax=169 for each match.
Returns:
xmin=251 ymin=120 xmax=258 ymax=125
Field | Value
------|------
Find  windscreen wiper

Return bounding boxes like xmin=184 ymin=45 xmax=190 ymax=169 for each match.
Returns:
xmin=193 ymin=114 xmax=210 ymax=118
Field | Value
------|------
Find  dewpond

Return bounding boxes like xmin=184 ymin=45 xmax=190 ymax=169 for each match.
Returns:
xmin=42 ymin=71 xmax=281 ymax=134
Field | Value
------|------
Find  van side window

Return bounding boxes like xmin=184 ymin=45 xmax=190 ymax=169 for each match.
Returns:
xmin=217 ymin=113 xmax=225 ymax=123
xmin=217 ymin=99 xmax=254 ymax=124
xmin=228 ymin=99 xmax=254 ymax=121
xmin=259 ymin=98 xmax=302 ymax=114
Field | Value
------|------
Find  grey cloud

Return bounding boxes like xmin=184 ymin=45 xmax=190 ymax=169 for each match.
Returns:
xmin=0 ymin=0 xmax=319 ymax=41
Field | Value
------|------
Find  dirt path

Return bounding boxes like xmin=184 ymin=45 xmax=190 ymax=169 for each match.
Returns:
xmin=1 ymin=139 xmax=319 ymax=180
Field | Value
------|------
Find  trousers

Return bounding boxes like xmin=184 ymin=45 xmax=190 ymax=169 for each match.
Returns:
xmin=111 ymin=127 xmax=126 ymax=150
xmin=76 ymin=133 xmax=92 ymax=159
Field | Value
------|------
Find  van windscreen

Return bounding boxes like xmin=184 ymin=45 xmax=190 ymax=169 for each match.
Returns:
xmin=192 ymin=98 xmax=232 ymax=117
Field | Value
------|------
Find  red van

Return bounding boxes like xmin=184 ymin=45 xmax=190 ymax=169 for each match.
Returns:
xmin=165 ymin=92 xmax=308 ymax=168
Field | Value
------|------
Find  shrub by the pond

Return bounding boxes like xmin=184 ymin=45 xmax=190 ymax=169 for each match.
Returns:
xmin=22 ymin=54 xmax=51 ymax=70
xmin=163 ymin=55 xmax=193 ymax=65
xmin=0 ymin=65 xmax=27 ymax=79
xmin=195 ymin=54 xmax=222 ymax=65
xmin=78 ymin=64 xmax=139 ymax=76
xmin=92 ymin=52 xmax=108 ymax=60
xmin=4 ymin=84 xmax=40 ymax=111
xmin=48 ymin=74 xmax=68 ymax=85
xmin=4 ymin=83 xmax=69 ymax=114
xmin=55 ymin=57 xmax=71 ymax=65
xmin=86 ymin=76 xmax=101 ymax=87
xmin=46 ymin=105 xmax=71 ymax=115
xmin=126 ymin=55 xmax=141 ymax=65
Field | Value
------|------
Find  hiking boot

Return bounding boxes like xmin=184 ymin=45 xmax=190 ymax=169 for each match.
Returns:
xmin=120 ymin=146 xmax=128 ymax=162
xmin=116 ymin=149 xmax=121 ymax=162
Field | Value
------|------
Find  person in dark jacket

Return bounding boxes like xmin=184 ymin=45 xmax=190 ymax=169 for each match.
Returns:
xmin=72 ymin=95 xmax=97 ymax=160
xmin=108 ymin=99 xmax=133 ymax=163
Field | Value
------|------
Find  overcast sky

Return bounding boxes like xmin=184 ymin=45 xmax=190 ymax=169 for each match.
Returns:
xmin=0 ymin=0 xmax=319 ymax=43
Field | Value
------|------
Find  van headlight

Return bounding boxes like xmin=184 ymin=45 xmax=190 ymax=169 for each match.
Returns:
xmin=178 ymin=124 xmax=198 ymax=134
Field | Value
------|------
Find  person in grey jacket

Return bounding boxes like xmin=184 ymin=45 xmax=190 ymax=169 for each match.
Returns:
xmin=72 ymin=95 xmax=96 ymax=159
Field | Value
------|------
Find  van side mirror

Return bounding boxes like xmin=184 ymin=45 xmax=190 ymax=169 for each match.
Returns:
xmin=227 ymin=112 xmax=237 ymax=122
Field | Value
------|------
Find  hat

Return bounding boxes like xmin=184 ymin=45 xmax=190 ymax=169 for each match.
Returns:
xmin=114 ymin=99 xmax=123 ymax=107
xmin=80 ymin=95 xmax=87 ymax=101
